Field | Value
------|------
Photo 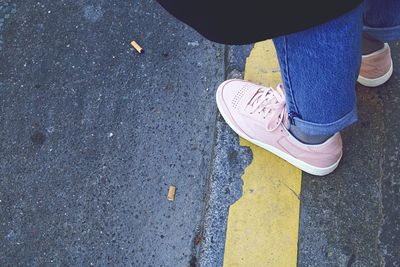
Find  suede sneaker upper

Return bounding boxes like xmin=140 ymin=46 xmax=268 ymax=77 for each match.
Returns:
xmin=216 ymin=79 xmax=343 ymax=176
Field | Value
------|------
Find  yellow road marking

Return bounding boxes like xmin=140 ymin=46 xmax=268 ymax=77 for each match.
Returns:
xmin=223 ymin=41 xmax=302 ymax=267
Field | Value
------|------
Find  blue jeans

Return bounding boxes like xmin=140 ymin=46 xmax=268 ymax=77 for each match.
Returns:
xmin=273 ymin=0 xmax=400 ymax=136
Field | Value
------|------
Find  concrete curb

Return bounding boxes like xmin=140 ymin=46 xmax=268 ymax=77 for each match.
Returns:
xmin=197 ymin=115 xmax=252 ymax=267
xmin=195 ymin=45 xmax=253 ymax=267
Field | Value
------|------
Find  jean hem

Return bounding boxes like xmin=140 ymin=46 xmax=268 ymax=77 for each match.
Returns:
xmin=363 ymin=24 xmax=400 ymax=42
xmin=291 ymin=107 xmax=358 ymax=136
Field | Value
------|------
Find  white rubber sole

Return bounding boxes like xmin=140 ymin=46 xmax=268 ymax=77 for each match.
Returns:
xmin=216 ymin=94 xmax=342 ymax=176
xmin=357 ymin=60 xmax=393 ymax=87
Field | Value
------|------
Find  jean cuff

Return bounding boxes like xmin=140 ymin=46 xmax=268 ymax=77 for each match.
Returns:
xmin=291 ymin=107 xmax=358 ymax=136
xmin=363 ymin=24 xmax=400 ymax=42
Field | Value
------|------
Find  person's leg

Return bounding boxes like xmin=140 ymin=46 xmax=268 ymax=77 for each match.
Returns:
xmin=358 ymin=0 xmax=400 ymax=87
xmin=362 ymin=32 xmax=384 ymax=55
xmin=215 ymin=5 xmax=363 ymax=175
xmin=272 ymin=5 xmax=363 ymax=138
xmin=363 ymin=0 xmax=400 ymax=42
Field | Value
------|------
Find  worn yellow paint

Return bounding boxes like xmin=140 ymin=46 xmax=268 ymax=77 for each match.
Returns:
xmin=223 ymin=41 xmax=302 ymax=267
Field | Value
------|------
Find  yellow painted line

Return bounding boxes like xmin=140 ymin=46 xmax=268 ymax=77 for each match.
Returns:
xmin=223 ymin=40 xmax=302 ymax=267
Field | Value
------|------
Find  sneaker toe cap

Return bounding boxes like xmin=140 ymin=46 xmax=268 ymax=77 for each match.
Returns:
xmin=216 ymin=79 xmax=254 ymax=111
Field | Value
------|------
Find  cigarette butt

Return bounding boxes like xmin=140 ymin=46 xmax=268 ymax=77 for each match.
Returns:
xmin=167 ymin=186 xmax=176 ymax=201
xmin=131 ymin=40 xmax=144 ymax=53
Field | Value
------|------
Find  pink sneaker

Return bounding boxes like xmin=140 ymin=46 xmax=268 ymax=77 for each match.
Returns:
xmin=216 ymin=79 xmax=343 ymax=176
xmin=358 ymin=43 xmax=393 ymax=87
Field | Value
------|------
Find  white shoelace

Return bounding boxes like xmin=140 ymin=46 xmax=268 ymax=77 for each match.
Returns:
xmin=248 ymin=86 xmax=287 ymax=132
